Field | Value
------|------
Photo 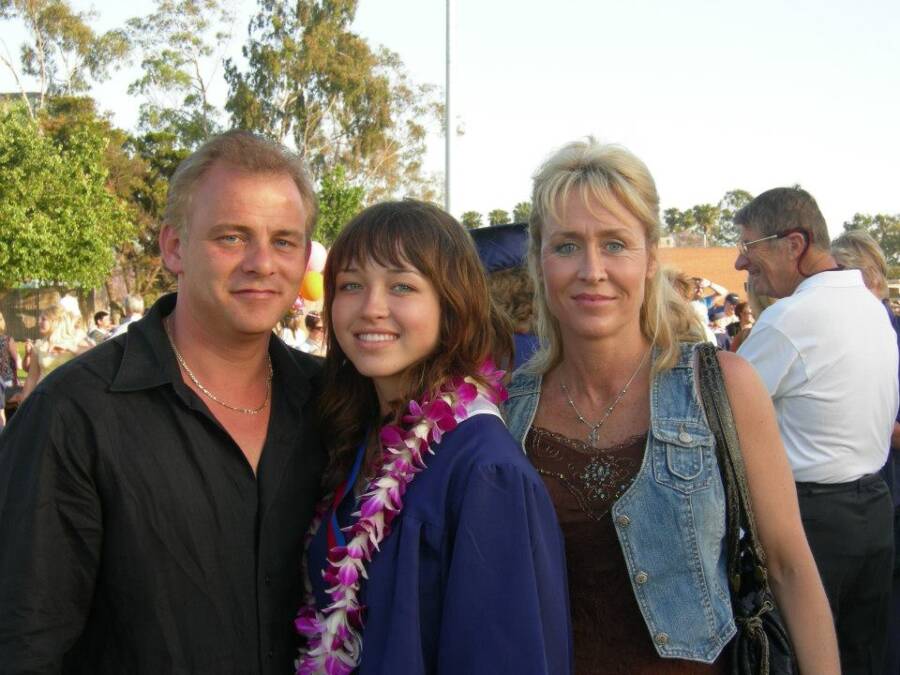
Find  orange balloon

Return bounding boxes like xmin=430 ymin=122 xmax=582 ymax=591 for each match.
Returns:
xmin=300 ymin=270 xmax=324 ymax=301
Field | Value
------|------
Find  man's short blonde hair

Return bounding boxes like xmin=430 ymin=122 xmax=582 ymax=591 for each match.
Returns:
xmin=164 ymin=130 xmax=318 ymax=237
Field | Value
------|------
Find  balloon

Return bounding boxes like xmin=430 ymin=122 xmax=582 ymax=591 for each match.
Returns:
xmin=300 ymin=271 xmax=324 ymax=301
xmin=307 ymin=241 xmax=327 ymax=273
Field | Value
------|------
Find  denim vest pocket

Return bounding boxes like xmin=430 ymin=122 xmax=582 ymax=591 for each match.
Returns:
xmin=652 ymin=420 xmax=714 ymax=493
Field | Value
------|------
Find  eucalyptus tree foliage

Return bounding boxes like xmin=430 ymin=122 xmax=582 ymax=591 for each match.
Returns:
xmin=316 ymin=165 xmax=365 ymax=247
xmin=224 ymin=0 xmax=441 ymax=202
xmin=127 ymin=0 xmax=236 ymax=148
xmin=843 ymin=213 xmax=900 ymax=265
xmin=716 ymin=189 xmax=753 ymax=245
xmin=0 ymin=0 xmax=128 ymax=117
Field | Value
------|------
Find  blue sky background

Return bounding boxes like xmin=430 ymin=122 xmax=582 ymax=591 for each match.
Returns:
xmin=2 ymin=0 xmax=898 ymax=234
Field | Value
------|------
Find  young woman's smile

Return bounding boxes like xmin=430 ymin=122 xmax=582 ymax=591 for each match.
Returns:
xmin=331 ymin=259 xmax=441 ymax=407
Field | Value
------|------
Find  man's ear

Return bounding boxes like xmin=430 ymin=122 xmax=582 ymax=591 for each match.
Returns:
xmin=160 ymin=224 xmax=185 ymax=276
xmin=786 ymin=231 xmax=809 ymax=260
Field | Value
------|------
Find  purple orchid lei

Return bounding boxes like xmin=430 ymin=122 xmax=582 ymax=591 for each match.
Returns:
xmin=294 ymin=362 xmax=508 ymax=675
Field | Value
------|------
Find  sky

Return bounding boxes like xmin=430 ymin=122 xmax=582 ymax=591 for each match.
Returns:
xmin=2 ymin=0 xmax=899 ymax=236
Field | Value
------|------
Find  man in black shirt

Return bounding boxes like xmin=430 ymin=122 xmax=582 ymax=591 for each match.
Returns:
xmin=0 ymin=131 xmax=326 ymax=674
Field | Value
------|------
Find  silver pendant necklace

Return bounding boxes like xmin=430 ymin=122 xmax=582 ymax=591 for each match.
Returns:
xmin=164 ymin=317 xmax=273 ymax=415
xmin=560 ymin=348 xmax=651 ymax=446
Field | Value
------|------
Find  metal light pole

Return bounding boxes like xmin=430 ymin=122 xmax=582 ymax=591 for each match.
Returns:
xmin=444 ymin=0 xmax=452 ymax=213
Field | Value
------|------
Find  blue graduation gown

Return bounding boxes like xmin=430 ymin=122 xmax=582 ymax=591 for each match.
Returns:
xmin=307 ymin=413 xmax=573 ymax=674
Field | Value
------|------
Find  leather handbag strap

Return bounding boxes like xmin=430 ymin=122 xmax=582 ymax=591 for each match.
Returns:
xmin=696 ymin=343 xmax=771 ymax=592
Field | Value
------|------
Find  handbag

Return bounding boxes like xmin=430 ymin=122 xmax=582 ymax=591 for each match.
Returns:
xmin=696 ymin=343 xmax=798 ymax=675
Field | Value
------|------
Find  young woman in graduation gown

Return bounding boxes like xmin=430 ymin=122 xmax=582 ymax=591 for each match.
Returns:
xmin=295 ymin=200 xmax=573 ymax=675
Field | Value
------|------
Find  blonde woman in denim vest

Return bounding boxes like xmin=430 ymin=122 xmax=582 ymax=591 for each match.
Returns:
xmin=503 ymin=138 xmax=838 ymax=674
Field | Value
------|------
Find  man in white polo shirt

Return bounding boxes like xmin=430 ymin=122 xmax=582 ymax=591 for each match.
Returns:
xmin=734 ymin=187 xmax=899 ymax=675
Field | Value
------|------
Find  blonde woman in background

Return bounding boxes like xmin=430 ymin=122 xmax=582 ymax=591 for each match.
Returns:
xmin=56 ymin=295 xmax=94 ymax=351
xmin=23 ymin=306 xmax=66 ymax=374
xmin=832 ymin=230 xmax=893 ymax=304
xmin=22 ymin=303 xmax=91 ymax=378
xmin=504 ymin=138 xmax=838 ymax=673
xmin=663 ymin=266 xmax=715 ymax=343
xmin=832 ymin=229 xmax=900 ymax=675
xmin=18 ymin=306 xmax=67 ymax=405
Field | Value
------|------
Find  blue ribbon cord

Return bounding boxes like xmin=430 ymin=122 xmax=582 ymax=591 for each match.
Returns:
xmin=329 ymin=439 xmax=366 ymax=549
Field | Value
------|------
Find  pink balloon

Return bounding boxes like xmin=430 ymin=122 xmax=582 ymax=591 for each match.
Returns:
xmin=307 ymin=241 xmax=327 ymax=272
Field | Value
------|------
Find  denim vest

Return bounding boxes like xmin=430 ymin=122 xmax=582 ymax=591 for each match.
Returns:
xmin=504 ymin=343 xmax=735 ymax=663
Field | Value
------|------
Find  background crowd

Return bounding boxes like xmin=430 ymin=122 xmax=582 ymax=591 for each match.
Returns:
xmin=0 ymin=292 xmax=328 ymax=428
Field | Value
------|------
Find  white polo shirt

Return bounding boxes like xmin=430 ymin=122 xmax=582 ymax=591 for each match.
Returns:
xmin=738 ymin=269 xmax=899 ymax=483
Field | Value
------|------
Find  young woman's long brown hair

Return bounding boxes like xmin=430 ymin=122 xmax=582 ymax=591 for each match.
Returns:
xmin=319 ymin=200 xmax=514 ymax=492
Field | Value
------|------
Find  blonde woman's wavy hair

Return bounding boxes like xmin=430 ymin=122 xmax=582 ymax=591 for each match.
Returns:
xmin=526 ymin=138 xmax=704 ymax=376
xmin=831 ymin=229 xmax=889 ymax=300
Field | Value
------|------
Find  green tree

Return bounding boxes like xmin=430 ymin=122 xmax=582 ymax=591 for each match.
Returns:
xmin=316 ymin=165 xmax=365 ymax=247
xmin=512 ymin=201 xmax=532 ymax=223
xmin=40 ymin=97 xmax=145 ymax=202
xmin=664 ymin=189 xmax=753 ymax=246
xmin=663 ymin=207 xmax=693 ymax=234
xmin=460 ymin=211 xmax=482 ymax=230
xmin=717 ymin=189 xmax=753 ymax=245
xmin=0 ymin=0 xmax=128 ymax=117
xmin=488 ymin=209 xmax=510 ymax=226
xmin=0 ymin=102 xmax=134 ymax=287
xmin=224 ymin=0 xmax=441 ymax=201
xmin=843 ymin=213 xmax=900 ymax=265
xmin=690 ymin=204 xmax=721 ymax=247
xmin=35 ymin=96 xmax=178 ymax=299
xmin=116 ymin=130 xmax=191 ymax=299
xmin=126 ymin=0 xmax=235 ymax=148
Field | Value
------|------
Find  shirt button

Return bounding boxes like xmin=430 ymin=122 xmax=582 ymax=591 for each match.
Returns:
xmin=615 ymin=514 xmax=631 ymax=527
xmin=678 ymin=431 xmax=692 ymax=444
xmin=635 ymin=571 xmax=649 ymax=584
xmin=264 ymin=574 xmax=272 ymax=586
xmin=655 ymin=632 xmax=670 ymax=646
xmin=267 ymin=649 xmax=274 ymax=659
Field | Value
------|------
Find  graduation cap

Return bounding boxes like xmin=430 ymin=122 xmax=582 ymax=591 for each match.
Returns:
xmin=469 ymin=223 xmax=529 ymax=273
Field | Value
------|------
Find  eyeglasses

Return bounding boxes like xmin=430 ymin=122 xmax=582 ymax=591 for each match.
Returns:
xmin=737 ymin=228 xmax=807 ymax=256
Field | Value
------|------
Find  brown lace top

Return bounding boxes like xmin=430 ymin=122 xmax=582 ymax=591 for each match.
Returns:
xmin=526 ymin=426 xmax=725 ymax=675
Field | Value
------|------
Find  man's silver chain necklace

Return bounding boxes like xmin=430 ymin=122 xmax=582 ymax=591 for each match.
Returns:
xmin=164 ymin=318 xmax=273 ymax=415
xmin=560 ymin=348 xmax=651 ymax=447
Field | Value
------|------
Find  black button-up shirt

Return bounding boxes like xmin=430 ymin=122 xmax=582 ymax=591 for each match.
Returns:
xmin=0 ymin=294 xmax=326 ymax=674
